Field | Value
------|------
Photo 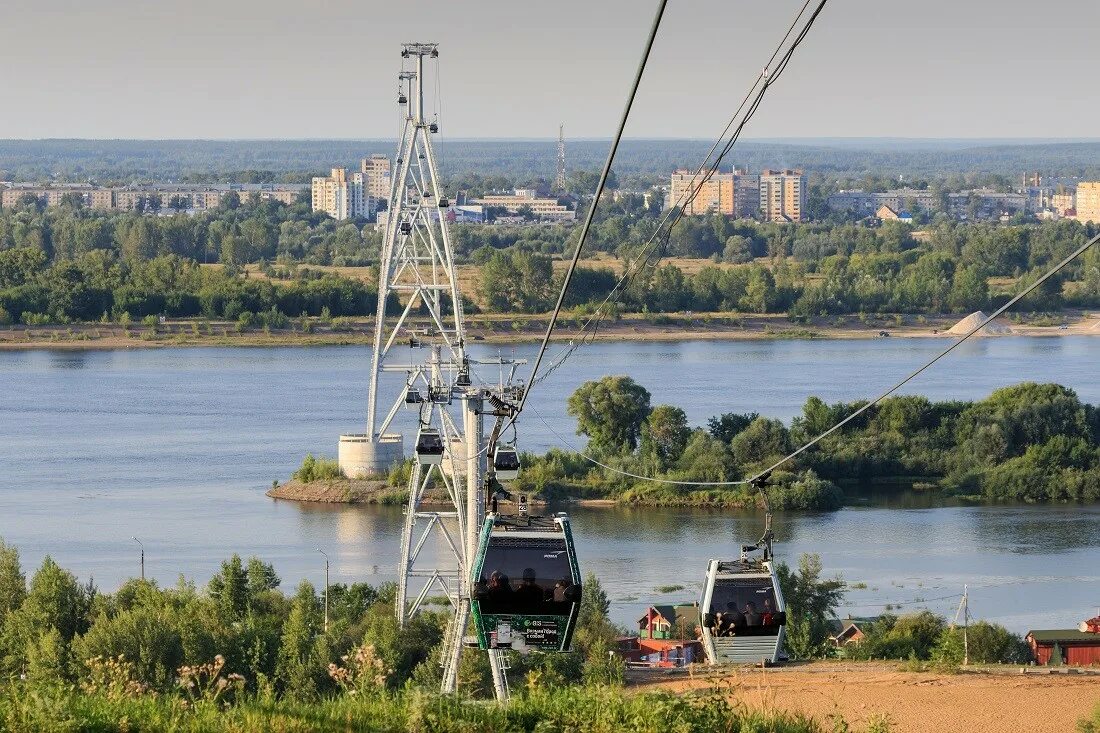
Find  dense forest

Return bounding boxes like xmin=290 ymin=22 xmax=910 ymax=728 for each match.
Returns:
xmin=514 ymin=379 xmax=1100 ymax=509
xmin=1 ymin=185 xmax=1099 ymax=326
xmin=5 ymin=138 xmax=1100 ymax=187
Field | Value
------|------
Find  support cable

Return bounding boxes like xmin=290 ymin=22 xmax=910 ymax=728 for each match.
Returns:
xmin=531 ymin=231 xmax=1100 ymax=487
xmin=513 ymin=0 xmax=669 ymax=420
xmin=526 ymin=0 xmax=825 ymax=389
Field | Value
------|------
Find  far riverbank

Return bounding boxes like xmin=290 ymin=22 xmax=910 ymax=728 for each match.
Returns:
xmin=1 ymin=310 xmax=1097 ymax=350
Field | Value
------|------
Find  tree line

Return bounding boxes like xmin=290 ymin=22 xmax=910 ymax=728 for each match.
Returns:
xmin=514 ymin=378 xmax=1100 ymax=508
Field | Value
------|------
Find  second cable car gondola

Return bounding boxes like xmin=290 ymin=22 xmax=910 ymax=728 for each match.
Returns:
xmin=699 ymin=549 xmax=787 ymax=665
xmin=471 ymin=511 xmax=582 ymax=652
xmin=414 ymin=427 xmax=444 ymax=465
xmin=493 ymin=445 xmax=520 ymax=480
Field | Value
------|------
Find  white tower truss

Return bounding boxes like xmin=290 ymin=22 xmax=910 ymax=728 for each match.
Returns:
xmin=343 ymin=42 xmax=516 ymax=699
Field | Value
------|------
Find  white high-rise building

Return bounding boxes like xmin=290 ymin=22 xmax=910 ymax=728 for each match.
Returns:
xmin=361 ymin=155 xmax=393 ymax=200
xmin=312 ymin=167 xmax=375 ymax=220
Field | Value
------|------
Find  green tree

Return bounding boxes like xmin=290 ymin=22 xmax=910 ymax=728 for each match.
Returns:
xmin=207 ymin=554 xmax=249 ymax=620
xmin=567 ymin=376 xmax=652 ymax=455
xmin=641 ymin=405 xmax=691 ymax=466
xmin=0 ymin=539 xmax=26 ymax=623
xmin=730 ymin=417 xmax=792 ymax=468
xmin=275 ymin=581 xmax=323 ymax=699
xmin=776 ymin=554 xmax=845 ymax=659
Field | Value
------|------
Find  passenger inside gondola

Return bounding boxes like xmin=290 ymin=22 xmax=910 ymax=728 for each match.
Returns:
xmin=708 ymin=580 xmax=784 ymax=636
xmin=476 ymin=539 xmax=579 ymax=617
xmin=514 ymin=568 xmax=546 ymax=610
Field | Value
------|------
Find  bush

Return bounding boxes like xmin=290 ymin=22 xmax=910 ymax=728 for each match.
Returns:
xmin=293 ymin=454 xmax=344 ymax=483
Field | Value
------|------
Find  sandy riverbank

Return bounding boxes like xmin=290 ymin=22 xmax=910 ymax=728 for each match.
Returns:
xmin=267 ymin=478 xmax=550 ymax=507
xmin=636 ymin=661 xmax=1100 ymax=733
xmin=2 ymin=312 xmax=1098 ymax=350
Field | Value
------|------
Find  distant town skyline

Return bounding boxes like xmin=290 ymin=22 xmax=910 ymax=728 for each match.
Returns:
xmin=2 ymin=0 xmax=1098 ymax=140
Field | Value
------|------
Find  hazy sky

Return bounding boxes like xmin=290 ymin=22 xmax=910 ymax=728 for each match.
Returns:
xmin=2 ymin=0 xmax=1097 ymax=140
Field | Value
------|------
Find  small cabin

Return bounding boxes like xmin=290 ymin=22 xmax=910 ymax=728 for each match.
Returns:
xmin=827 ymin=616 xmax=879 ymax=649
xmin=638 ymin=603 xmax=701 ymax=640
xmin=615 ymin=636 xmax=703 ymax=668
xmin=1026 ymin=617 xmax=1100 ymax=666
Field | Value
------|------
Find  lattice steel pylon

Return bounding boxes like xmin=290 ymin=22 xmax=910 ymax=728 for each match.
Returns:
xmin=555 ymin=123 xmax=567 ymax=192
xmin=361 ymin=42 xmax=510 ymax=699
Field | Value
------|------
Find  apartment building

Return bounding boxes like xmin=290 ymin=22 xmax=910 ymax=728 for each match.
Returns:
xmin=733 ymin=173 xmax=760 ymax=218
xmin=1075 ymin=182 xmax=1100 ymax=224
xmin=0 ymin=182 xmax=306 ymax=212
xmin=669 ymin=170 xmax=734 ymax=215
xmin=946 ymin=189 xmax=1028 ymax=219
xmin=1051 ymin=191 xmax=1076 ymax=217
xmin=470 ymin=189 xmax=575 ymax=221
xmin=826 ymin=188 xmax=938 ymax=217
xmin=361 ymin=155 xmax=392 ymax=200
xmin=312 ymin=167 xmax=375 ymax=221
xmin=759 ymin=169 xmax=807 ymax=222
xmin=667 ymin=170 xmax=760 ymax=218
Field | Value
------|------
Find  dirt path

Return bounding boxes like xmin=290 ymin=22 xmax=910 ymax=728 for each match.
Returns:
xmin=639 ymin=663 xmax=1100 ymax=733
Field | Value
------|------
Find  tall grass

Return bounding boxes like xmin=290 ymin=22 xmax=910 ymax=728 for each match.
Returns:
xmin=0 ymin=684 xmax=842 ymax=733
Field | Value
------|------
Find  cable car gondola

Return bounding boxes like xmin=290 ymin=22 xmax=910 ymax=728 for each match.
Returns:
xmin=471 ymin=511 xmax=581 ymax=652
xmin=493 ymin=445 xmax=520 ymax=481
xmin=414 ymin=427 xmax=444 ymax=465
xmin=699 ymin=545 xmax=787 ymax=665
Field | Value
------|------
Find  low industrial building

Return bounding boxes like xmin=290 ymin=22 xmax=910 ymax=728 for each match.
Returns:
xmin=1026 ymin=616 xmax=1100 ymax=666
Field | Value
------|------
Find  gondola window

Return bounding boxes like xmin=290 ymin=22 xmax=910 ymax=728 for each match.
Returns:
xmin=475 ymin=537 xmax=580 ymax=616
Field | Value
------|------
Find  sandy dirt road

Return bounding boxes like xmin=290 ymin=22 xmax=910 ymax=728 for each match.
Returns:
xmin=637 ymin=663 xmax=1100 ymax=733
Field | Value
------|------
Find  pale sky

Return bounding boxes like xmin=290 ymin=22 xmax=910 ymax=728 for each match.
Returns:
xmin=1 ymin=0 xmax=1097 ymax=140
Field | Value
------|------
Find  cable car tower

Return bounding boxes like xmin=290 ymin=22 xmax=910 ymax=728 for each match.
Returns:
xmin=340 ymin=42 xmax=539 ymax=701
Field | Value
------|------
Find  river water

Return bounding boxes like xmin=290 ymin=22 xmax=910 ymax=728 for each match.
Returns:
xmin=1 ymin=337 xmax=1098 ymax=632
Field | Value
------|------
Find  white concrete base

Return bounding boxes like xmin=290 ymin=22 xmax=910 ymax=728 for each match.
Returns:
xmin=338 ymin=433 xmax=404 ymax=478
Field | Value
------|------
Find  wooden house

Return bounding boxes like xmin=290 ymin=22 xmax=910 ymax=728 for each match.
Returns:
xmin=1027 ymin=616 xmax=1100 ymax=666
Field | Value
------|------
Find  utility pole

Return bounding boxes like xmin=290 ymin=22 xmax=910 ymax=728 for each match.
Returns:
xmin=952 ymin=585 xmax=970 ymax=666
xmin=131 ymin=536 xmax=144 ymax=581
xmin=962 ymin=585 xmax=970 ymax=666
xmin=319 ymin=545 xmax=330 ymax=629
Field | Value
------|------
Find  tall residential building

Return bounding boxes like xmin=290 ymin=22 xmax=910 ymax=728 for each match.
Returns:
xmin=1051 ymin=191 xmax=1076 ymax=217
xmin=361 ymin=155 xmax=392 ymax=200
xmin=733 ymin=172 xmax=760 ymax=218
xmin=669 ymin=170 xmax=734 ymax=215
xmin=759 ymin=169 xmax=807 ymax=222
xmin=1075 ymin=182 xmax=1100 ymax=223
xmin=312 ymin=167 xmax=373 ymax=220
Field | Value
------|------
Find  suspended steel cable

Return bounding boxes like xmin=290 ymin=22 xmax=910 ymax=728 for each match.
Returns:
xmin=530 ymin=231 xmax=1100 ymax=487
xmin=527 ymin=0 xmax=827 ymax=389
xmin=512 ymin=0 xmax=669 ymax=421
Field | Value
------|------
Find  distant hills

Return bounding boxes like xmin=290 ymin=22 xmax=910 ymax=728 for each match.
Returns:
xmin=4 ymin=138 xmax=1100 ymax=184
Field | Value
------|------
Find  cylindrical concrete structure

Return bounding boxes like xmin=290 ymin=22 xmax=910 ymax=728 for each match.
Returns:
xmin=339 ymin=433 xmax=404 ymax=478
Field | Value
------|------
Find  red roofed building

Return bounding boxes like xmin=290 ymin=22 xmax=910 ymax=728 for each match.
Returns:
xmin=615 ymin=636 xmax=703 ymax=668
xmin=1026 ymin=616 xmax=1100 ymax=666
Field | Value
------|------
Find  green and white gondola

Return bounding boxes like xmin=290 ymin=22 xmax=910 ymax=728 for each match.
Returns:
xmin=699 ymin=557 xmax=787 ymax=664
xmin=471 ymin=512 xmax=582 ymax=652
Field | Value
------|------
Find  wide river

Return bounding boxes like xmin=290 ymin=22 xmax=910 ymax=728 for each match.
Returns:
xmin=2 ymin=336 xmax=1099 ymax=632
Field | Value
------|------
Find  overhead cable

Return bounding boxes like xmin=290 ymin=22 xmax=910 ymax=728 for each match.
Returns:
xmin=535 ymin=231 xmax=1100 ymax=487
xmin=529 ymin=0 xmax=828 ymax=388
xmin=513 ymin=0 xmax=670 ymax=419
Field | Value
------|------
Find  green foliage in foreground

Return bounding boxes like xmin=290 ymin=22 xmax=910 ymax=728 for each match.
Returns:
xmin=293 ymin=454 xmax=344 ymax=483
xmin=0 ymin=684 xmax=840 ymax=733
xmin=1080 ymin=701 xmax=1100 ymax=733
xmin=0 ymin=545 xmax=881 ymax=731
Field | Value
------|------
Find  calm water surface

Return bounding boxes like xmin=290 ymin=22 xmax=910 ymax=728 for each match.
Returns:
xmin=1 ymin=337 xmax=1098 ymax=631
